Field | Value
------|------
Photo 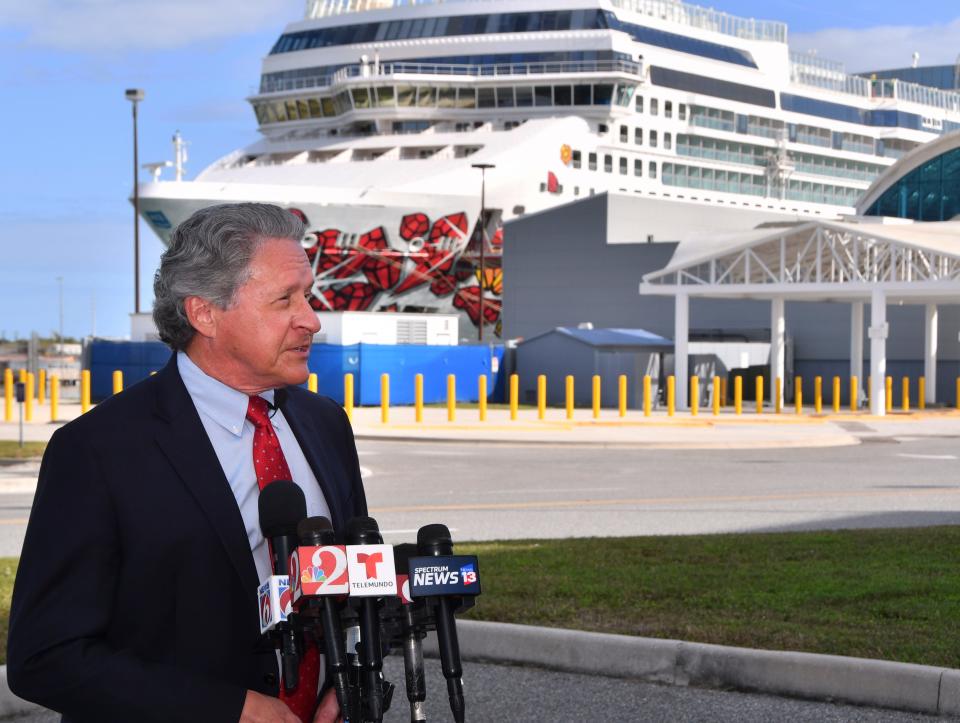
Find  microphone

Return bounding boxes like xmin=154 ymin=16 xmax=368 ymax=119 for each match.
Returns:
xmin=294 ymin=517 xmax=351 ymax=722
xmin=415 ymin=524 xmax=479 ymax=723
xmin=344 ymin=516 xmax=395 ymax=723
xmin=258 ymin=480 xmax=307 ymax=693
xmin=394 ymin=543 xmax=427 ymax=722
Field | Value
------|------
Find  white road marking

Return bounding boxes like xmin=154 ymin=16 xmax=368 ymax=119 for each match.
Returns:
xmin=472 ymin=486 xmax=626 ymax=495
xmin=896 ymin=454 xmax=957 ymax=460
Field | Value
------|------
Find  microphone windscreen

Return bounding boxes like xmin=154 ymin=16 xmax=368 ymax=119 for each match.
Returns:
xmin=417 ymin=524 xmax=453 ymax=555
xmin=259 ymin=480 xmax=306 ymax=539
xmin=297 ymin=516 xmax=336 ymax=545
xmin=343 ymin=515 xmax=382 ymax=545
xmin=393 ymin=543 xmax=418 ymax=572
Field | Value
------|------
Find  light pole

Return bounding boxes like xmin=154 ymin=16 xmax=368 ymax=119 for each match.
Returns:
xmin=471 ymin=163 xmax=495 ymax=342
xmin=125 ymin=88 xmax=145 ymax=314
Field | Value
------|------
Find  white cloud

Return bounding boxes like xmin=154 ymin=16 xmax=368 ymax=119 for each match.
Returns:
xmin=791 ymin=18 xmax=960 ymax=74
xmin=0 ymin=0 xmax=303 ymax=52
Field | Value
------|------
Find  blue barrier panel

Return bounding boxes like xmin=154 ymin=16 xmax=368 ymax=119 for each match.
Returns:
xmin=89 ymin=341 xmax=171 ymax=401
xmin=307 ymin=345 xmax=360 ymax=404
xmin=356 ymin=344 xmax=493 ymax=405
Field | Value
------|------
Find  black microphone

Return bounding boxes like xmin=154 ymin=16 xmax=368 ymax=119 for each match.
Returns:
xmin=259 ymin=480 xmax=306 ymax=693
xmin=394 ymin=543 xmax=427 ymax=722
xmin=417 ymin=524 xmax=466 ymax=723
xmin=297 ymin=516 xmax=351 ymax=721
xmin=344 ymin=516 xmax=388 ymax=723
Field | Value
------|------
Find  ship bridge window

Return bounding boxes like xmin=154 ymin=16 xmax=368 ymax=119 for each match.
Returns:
xmin=376 ymin=87 xmax=395 ymax=107
xmin=417 ymin=87 xmax=436 ymax=107
xmin=478 ymin=88 xmax=495 ymax=108
xmin=438 ymin=88 xmax=457 ymax=108
xmin=614 ymin=84 xmax=633 ymax=107
xmin=496 ymin=88 xmax=515 ymax=107
xmin=534 ymin=86 xmax=552 ymax=106
xmin=457 ymin=88 xmax=477 ymax=108
xmin=635 ymin=96 xmax=644 ymax=113
xmin=554 ymin=85 xmax=572 ymax=106
xmin=516 ymin=87 xmax=533 ymax=107
xmin=572 ymin=150 xmax=581 ymax=169
xmin=650 ymin=99 xmax=658 ymax=116
xmin=604 ymin=154 xmax=613 ymax=172
xmin=594 ymin=84 xmax=613 ymax=106
xmin=634 ymin=128 xmax=643 ymax=145
xmin=665 ymin=101 xmax=673 ymax=119
xmin=588 ymin=152 xmax=597 ymax=170
xmin=307 ymin=99 xmax=322 ymax=118
xmin=397 ymin=85 xmax=416 ymax=107
xmin=334 ymin=91 xmax=352 ymax=115
xmin=634 ymin=159 xmax=642 ymax=177
xmin=574 ymin=85 xmax=592 ymax=106
xmin=650 ymin=130 xmax=658 ymax=148
xmin=351 ymin=88 xmax=371 ymax=109
xmin=619 ymin=125 xmax=628 ymax=142
xmin=619 ymin=157 xmax=628 ymax=175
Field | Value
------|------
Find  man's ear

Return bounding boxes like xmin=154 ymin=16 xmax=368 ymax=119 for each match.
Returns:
xmin=183 ymin=296 xmax=218 ymax=340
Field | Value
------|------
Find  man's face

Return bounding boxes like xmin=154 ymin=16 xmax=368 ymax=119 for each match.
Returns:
xmin=206 ymin=237 xmax=320 ymax=392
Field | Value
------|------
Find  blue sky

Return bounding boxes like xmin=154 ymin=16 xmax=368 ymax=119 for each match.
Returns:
xmin=0 ymin=0 xmax=957 ymax=339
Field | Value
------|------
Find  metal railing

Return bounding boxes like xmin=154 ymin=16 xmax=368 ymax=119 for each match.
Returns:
xmin=259 ymin=59 xmax=643 ymax=94
xmin=305 ymin=0 xmax=788 ymax=44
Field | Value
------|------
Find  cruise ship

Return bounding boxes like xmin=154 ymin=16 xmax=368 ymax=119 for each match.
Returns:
xmin=137 ymin=0 xmax=960 ymax=338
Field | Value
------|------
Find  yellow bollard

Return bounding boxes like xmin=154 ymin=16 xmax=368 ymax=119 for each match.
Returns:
xmin=755 ymin=376 xmax=763 ymax=415
xmin=832 ymin=376 xmax=841 ymax=413
xmin=795 ymin=376 xmax=802 ymax=414
xmin=956 ymin=377 xmax=960 ymax=410
xmin=509 ymin=373 xmax=519 ymax=421
xmin=690 ymin=376 xmax=699 ymax=416
xmin=565 ymin=375 xmax=574 ymax=420
xmin=919 ymin=377 xmax=926 ymax=411
xmin=344 ymin=373 xmax=354 ymax=422
xmin=18 ymin=369 xmax=26 ymax=384
xmin=478 ymin=374 xmax=487 ymax=422
xmin=885 ymin=376 xmax=892 ymax=413
xmin=734 ymin=376 xmax=742 ymax=415
xmin=307 ymin=373 xmax=318 ymax=393
xmin=50 ymin=374 xmax=59 ymax=423
xmin=902 ymin=376 xmax=910 ymax=412
xmin=25 ymin=372 xmax=34 ymax=422
xmin=814 ymin=376 xmax=822 ymax=415
xmin=3 ymin=368 xmax=11 ymax=422
xmin=447 ymin=374 xmax=456 ymax=422
xmin=380 ymin=373 xmax=389 ymax=424
xmin=81 ymin=369 xmax=91 ymax=414
xmin=592 ymin=375 xmax=601 ymax=419
xmin=414 ymin=374 xmax=423 ymax=423
xmin=775 ymin=377 xmax=782 ymax=414
xmin=112 ymin=370 xmax=123 ymax=395
xmin=667 ymin=375 xmax=676 ymax=417
xmin=712 ymin=376 xmax=720 ymax=416
xmin=537 ymin=374 xmax=546 ymax=420
xmin=850 ymin=376 xmax=858 ymax=412
xmin=618 ymin=375 xmax=627 ymax=418
xmin=643 ymin=375 xmax=652 ymax=417
xmin=719 ymin=377 xmax=726 ymax=407
xmin=38 ymin=369 xmax=45 ymax=405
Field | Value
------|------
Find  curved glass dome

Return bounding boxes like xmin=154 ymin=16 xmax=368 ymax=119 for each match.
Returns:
xmin=864 ymin=146 xmax=960 ymax=221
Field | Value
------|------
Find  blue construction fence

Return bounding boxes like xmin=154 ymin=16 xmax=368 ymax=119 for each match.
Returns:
xmin=88 ymin=340 xmax=506 ymax=405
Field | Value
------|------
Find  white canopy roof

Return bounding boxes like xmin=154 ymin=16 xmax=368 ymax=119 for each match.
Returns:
xmin=640 ymin=218 xmax=960 ymax=303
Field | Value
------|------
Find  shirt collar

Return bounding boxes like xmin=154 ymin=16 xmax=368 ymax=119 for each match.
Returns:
xmin=177 ymin=351 xmax=276 ymax=437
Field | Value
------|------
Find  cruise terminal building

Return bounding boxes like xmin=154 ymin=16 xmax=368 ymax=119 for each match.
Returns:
xmin=503 ymin=131 xmax=960 ymax=414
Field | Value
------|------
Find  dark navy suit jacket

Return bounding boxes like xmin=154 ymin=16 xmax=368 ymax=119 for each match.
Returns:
xmin=7 ymin=355 xmax=367 ymax=722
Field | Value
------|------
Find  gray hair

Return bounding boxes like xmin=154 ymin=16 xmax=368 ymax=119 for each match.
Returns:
xmin=153 ymin=203 xmax=305 ymax=350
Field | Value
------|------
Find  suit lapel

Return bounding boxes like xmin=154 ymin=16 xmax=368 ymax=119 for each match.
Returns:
xmin=281 ymin=392 xmax=344 ymax=530
xmin=152 ymin=357 xmax=260 ymax=594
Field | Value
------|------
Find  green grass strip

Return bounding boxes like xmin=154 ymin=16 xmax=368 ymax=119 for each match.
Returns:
xmin=460 ymin=527 xmax=960 ymax=669
xmin=0 ymin=441 xmax=46 ymax=459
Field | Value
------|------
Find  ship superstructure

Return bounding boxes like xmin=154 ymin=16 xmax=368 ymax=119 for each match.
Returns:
xmin=138 ymin=0 xmax=960 ymax=337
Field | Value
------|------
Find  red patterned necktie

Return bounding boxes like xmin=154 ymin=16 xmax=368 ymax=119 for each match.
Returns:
xmin=246 ymin=395 xmax=320 ymax=723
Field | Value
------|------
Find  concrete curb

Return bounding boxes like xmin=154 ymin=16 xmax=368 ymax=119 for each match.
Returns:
xmin=428 ymin=620 xmax=960 ymax=717
xmin=0 ymin=666 xmax=42 ymax=718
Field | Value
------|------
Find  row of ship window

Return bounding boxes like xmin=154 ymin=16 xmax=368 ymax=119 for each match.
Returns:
xmin=253 ymin=82 xmax=637 ymax=124
xmin=661 ymin=164 xmax=861 ymax=206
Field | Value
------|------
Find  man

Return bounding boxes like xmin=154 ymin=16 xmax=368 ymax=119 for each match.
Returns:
xmin=8 ymin=203 xmax=365 ymax=722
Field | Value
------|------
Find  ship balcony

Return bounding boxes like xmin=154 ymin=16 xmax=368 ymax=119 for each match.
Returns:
xmin=249 ymin=59 xmax=644 ymax=128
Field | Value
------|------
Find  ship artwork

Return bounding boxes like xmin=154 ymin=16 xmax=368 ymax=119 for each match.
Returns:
xmin=290 ymin=207 xmax=504 ymax=337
